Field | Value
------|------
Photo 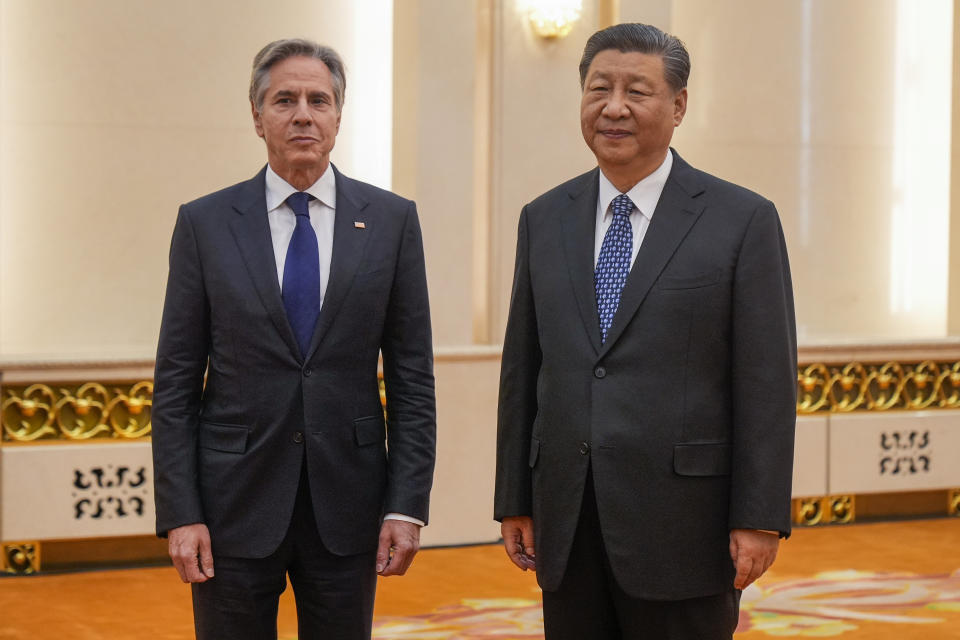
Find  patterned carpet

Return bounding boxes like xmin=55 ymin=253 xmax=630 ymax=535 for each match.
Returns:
xmin=0 ymin=518 xmax=958 ymax=638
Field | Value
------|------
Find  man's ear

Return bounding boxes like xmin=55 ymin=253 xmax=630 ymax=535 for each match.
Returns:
xmin=673 ymin=88 xmax=688 ymax=127
xmin=251 ymin=101 xmax=265 ymax=138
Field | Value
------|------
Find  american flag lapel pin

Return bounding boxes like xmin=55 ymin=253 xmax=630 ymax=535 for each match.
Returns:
xmin=354 ymin=221 xmax=366 ymax=229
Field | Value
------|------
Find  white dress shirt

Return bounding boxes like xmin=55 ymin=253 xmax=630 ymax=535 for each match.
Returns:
xmin=264 ymin=163 xmax=423 ymax=528
xmin=594 ymin=150 xmax=673 ymax=267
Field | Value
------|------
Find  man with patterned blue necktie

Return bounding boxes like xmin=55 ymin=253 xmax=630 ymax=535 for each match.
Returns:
xmin=152 ymin=39 xmax=436 ymax=640
xmin=495 ymin=23 xmax=797 ymax=640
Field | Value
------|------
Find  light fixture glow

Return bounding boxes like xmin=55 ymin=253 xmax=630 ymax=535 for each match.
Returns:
xmin=526 ymin=0 xmax=582 ymax=39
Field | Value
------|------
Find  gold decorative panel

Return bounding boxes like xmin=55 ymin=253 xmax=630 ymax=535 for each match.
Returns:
xmin=1 ymin=542 xmax=40 ymax=574
xmin=797 ymin=360 xmax=960 ymax=413
xmin=949 ymin=489 xmax=960 ymax=517
xmin=793 ymin=497 xmax=827 ymax=526
xmin=792 ymin=495 xmax=856 ymax=526
xmin=2 ymin=382 xmax=152 ymax=442
xmin=829 ymin=495 xmax=856 ymax=524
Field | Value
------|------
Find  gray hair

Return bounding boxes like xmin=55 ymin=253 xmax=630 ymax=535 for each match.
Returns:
xmin=249 ymin=38 xmax=346 ymax=112
xmin=579 ymin=23 xmax=690 ymax=93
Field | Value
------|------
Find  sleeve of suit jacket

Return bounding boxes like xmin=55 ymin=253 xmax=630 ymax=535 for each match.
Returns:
xmin=152 ymin=204 xmax=210 ymax=536
xmin=494 ymin=206 xmax=542 ymax=520
xmin=729 ymin=200 xmax=797 ymax=536
xmin=380 ymin=202 xmax=437 ymax=522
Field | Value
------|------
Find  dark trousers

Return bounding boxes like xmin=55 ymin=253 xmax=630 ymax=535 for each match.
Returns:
xmin=541 ymin=472 xmax=740 ymax=640
xmin=191 ymin=466 xmax=377 ymax=640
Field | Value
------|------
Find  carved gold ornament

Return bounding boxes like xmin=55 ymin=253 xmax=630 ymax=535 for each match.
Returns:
xmin=792 ymin=495 xmax=856 ymax=526
xmin=1 ymin=542 xmax=39 ymax=574
xmin=1 ymin=382 xmax=152 ymax=442
xmin=106 ymin=381 xmax=153 ymax=438
xmin=55 ymin=382 xmax=111 ymax=439
xmin=829 ymin=495 xmax=855 ymax=523
xmin=793 ymin=497 xmax=826 ymax=526
xmin=797 ymin=360 xmax=960 ymax=413
xmin=2 ymin=384 xmax=57 ymax=441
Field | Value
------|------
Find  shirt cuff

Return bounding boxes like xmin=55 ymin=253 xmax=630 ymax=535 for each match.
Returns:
xmin=384 ymin=513 xmax=425 ymax=527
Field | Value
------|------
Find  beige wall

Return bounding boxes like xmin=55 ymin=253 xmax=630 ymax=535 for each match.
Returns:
xmin=393 ymin=0 xmax=477 ymax=346
xmin=670 ymin=0 xmax=954 ymax=342
xmin=0 ymin=0 xmax=388 ymax=359
xmin=421 ymin=350 xmax=502 ymax=546
xmin=6 ymin=0 xmax=955 ymax=358
xmin=489 ymin=1 xmax=602 ymax=338
xmin=950 ymin=0 xmax=960 ymax=333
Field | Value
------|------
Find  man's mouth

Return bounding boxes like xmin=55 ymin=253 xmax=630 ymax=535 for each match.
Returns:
xmin=600 ymin=129 xmax=631 ymax=138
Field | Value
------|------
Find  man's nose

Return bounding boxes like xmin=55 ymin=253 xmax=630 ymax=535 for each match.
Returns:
xmin=601 ymin=87 xmax=629 ymax=118
xmin=292 ymin=98 xmax=312 ymax=125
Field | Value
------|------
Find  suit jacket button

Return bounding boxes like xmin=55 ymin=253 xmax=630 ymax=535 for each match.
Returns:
xmin=579 ymin=441 xmax=590 ymax=455
xmin=303 ymin=368 xmax=312 ymax=377
xmin=594 ymin=366 xmax=606 ymax=379
xmin=293 ymin=431 xmax=304 ymax=444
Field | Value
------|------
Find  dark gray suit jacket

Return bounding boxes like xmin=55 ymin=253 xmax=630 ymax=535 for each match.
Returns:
xmin=152 ymin=165 xmax=436 ymax=559
xmin=495 ymin=150 xmax=796 ymax=600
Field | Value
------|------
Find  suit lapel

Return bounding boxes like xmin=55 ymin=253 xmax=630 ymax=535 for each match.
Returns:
xmin=598 ymin=152 xmax=706 ymax=358
xmin=559 ymin=169 xmax=603 ymax=355
xmin=228 ymin=166 xmax=302 ymax=359
xmin=304 ymin=166 xmax=371 ymax=362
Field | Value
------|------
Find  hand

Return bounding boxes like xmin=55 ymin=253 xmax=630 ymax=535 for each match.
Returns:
xmin=168 ymin=523 xmax=214 ymax=583
xmin=377 ymin=520 xmax=421 ymax=576
xmin=729 ymin=528 xmax=779 ymax=589
xmin=501 ymin=516 xmax=536 ymax=571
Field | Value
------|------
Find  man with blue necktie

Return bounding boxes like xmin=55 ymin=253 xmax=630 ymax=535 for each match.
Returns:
xmin=152 ymin=39 xmax=436 ymax=640
xmin=495 ymin=23 xmax=797 ymax=639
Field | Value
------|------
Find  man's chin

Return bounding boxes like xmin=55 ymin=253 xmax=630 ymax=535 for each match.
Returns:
xmin=283 ymin=151 xmax=329 ymax=168
xmin=595 ymin=150 xmax=639 ymax=168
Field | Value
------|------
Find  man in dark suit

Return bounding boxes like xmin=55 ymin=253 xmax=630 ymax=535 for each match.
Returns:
xmin=495 ymin=23 xmax=796 ymax=639
xmin=152 ymin=39 xmax=436 ymax=640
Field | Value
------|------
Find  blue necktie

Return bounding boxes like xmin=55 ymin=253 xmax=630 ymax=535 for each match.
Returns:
xmin=282 ymin=192 xmax=321 ymax=358
xmin=595 ymin=194 xmax=634 ymax=344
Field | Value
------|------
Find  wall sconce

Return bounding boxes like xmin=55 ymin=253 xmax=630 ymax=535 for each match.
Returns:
xmin=526 ymin=0 xmax=582 ymax=39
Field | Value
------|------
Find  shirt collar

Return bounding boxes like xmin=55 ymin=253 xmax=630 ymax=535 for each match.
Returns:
xmin=264 ymin=163 xmax=337 ymax=212
xmin=598 ymin=150 xmax=673 ymax=221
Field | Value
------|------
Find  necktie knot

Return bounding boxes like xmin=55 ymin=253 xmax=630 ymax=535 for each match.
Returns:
xmin=611 ymin=194 xmax=634 ymax=219
xmin=287 ymin=192 xmax=313 ymax=218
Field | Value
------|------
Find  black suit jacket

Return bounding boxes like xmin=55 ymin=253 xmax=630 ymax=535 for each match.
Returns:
xmin=152 ymin=165 xmax=436 ymax=559
xmin=495 ymin=150 xmax=797 ymax=600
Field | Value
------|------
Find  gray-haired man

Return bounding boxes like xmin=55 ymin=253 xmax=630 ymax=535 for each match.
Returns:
xmin=152 ymin=39 xmax=436 ymax=639
xmin=496 ymin=23 xmax=796 ymax=640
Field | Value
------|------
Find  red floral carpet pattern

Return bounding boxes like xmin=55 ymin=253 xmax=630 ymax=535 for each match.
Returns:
xmin=366 ymin=570 xmax=960 ymax=638
xmin=0 ymin=519 xmax=957 ymax=638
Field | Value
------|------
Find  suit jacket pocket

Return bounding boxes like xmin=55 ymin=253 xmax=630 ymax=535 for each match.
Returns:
xmin=354 ymin=415 xmax=386 ymax=446
xmin=657 ymin=270 xmax=722 ymax=290
xmin=199 ymin=422 xmax=250 ymax=454
xmin=673 ymin=442 xmax=732 ymax=476
xmin=528 ymin=437 xmax=541 ymax=468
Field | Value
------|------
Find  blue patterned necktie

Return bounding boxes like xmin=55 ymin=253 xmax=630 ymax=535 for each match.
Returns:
xmin=595 ymin=194 xmax=635 ymax=344
xmin=282 ymin=191 xmax=321 ymax=358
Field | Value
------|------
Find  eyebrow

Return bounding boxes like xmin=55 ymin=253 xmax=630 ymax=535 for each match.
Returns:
xmin=272 ymin=89 xmax=331 ymax=100
xmin=589 ymin=71 xmax=654 ymax=84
